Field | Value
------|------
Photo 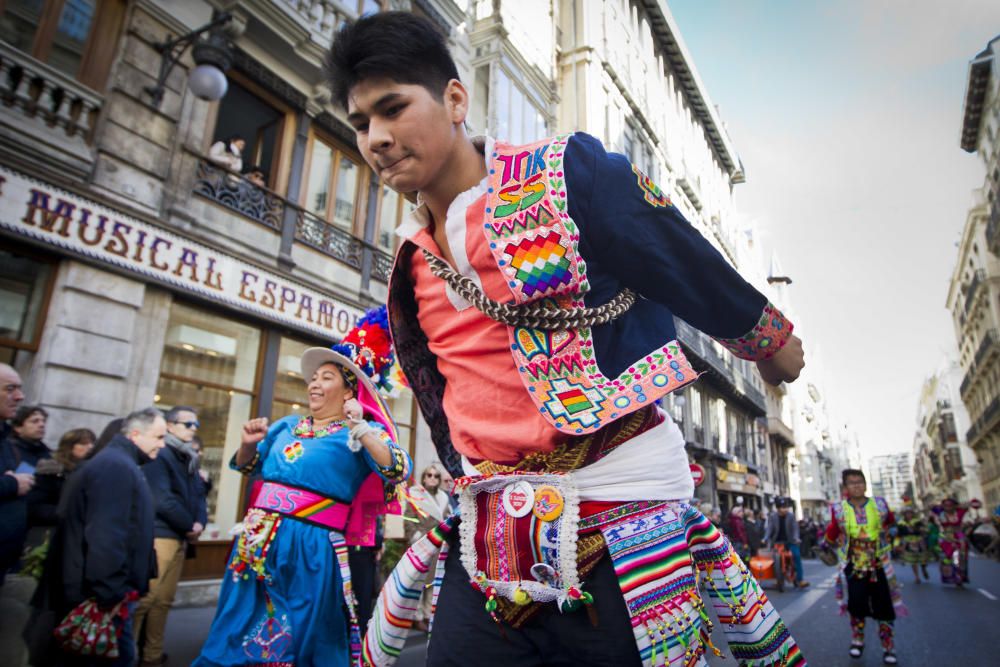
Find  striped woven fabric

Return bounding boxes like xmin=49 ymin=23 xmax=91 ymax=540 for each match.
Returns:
xmin=361 ymin=518 xmax=456 ymax=666
xmin=601 ymin=502 xmax=806 ymax=667
xmin=329 ymin=534 xmax=362 ymax=665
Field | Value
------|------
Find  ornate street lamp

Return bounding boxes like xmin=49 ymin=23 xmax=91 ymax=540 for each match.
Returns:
xmin=145 ymin=12 xmax=234 ymax=108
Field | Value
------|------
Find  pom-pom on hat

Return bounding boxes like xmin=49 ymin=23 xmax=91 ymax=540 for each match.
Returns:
xmin=300 ymin=305 xmax=399 ymax=438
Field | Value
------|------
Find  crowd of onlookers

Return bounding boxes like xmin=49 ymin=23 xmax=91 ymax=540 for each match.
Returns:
xmin=1 ymin=362 xmax=212 ymax=666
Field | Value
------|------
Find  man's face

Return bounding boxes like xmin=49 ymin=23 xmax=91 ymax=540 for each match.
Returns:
xmin=167 ymin=410 xmax=199 ymax=443
xmin=131 ymin=416 xmax=167 ymax=459
xmin=0 ymin=365 xmax=25 ymax=420
xmin=347 ymin=78 xmax=464 ymax=196
xmin=778 ymin=506 xmax=789 ymax=516
xmin=844 ymin=475 xmax=867 ymax=499
xmin=15 ymin=410 xmax=45 ymax=441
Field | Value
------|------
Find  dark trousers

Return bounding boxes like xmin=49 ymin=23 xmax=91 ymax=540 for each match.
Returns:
xmin=427 ymin=533 xmax=642 ymax=667
xmin=845 ymin=564 xmax=895 ymax=622
xmin=348 ymin=545 xmax=379 ymax=630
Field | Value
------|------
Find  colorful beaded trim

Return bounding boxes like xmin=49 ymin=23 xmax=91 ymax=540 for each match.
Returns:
xmin=292 ymin=417 xmax=347 ymax=439
xmin=715 ymin=302 xmax=793 ymax=362
xmin=483 ymin=135 xmax=699 ymax=435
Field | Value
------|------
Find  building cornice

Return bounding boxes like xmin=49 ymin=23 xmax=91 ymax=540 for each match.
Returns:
xmin=638 ymin=0 xmax=745 ymax=183
xmin=960 ymin=35 xmax=998 ymax=153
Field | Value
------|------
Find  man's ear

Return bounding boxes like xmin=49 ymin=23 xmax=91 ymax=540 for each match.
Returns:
xmin=444 ymin=79 xmax=470 ymax=125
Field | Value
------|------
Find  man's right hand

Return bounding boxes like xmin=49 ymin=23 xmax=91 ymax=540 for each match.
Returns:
xmin=241 ymin=418 xmax=270 ymax=447
xmin=756 ymin=334 xmax=804 ymax=385
xmin=5 ymin=471 xmax=35 ymax=496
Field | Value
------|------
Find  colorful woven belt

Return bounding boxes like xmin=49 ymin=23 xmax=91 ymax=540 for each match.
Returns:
xmin=252 ymin=480 xmax=350 ymax=531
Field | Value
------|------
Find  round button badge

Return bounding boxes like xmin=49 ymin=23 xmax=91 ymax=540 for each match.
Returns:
xmin=502 ymin=481 xmax=535 ymax=518
xmin=533 ymin=485 xmax=565 ymax=521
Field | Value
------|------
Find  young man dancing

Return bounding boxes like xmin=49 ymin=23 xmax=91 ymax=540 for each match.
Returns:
xmin=824 ymin=469 xmax=904 ymax=665
xmin=329 ymin=12 xmax=807 ymax=667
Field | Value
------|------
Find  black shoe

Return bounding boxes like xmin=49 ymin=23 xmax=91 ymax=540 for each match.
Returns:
xmin=849 ymin=644 xmax=864 ymax=659
xmin=883 ymin=651 xmax=898 ymax=664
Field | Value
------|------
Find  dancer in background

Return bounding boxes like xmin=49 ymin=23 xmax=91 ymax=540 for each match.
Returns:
xmin=895 ymin=503 xmax=931 ymax=583
xmin=935 ymin=497 xmax=971 ymax=587
xmin=194 ymin=308 xmax=410 ymax=667
xmin=824 ymin=469 xmax=904 ymax=665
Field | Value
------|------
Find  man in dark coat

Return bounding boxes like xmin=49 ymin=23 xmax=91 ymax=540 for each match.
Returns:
xmin=6 ymin=405 xmax=61 ymax=546
xmin=0 ymin=362 xmax=30 ymax=584
xmin=28 ymin=407 xmax=165 ymax=666
xmin=134 ymin=405 xmax=205 ymax=667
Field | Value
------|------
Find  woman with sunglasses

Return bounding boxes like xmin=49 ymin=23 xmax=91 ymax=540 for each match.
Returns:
xmin=404 ymin=463 xmax=453 ymax=631
xmin=194 ymin=307 xmax=411 ymax=667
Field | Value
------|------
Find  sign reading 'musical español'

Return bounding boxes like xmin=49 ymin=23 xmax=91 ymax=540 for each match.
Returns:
xmin=0 ymin=166 xmax=364 ymax=339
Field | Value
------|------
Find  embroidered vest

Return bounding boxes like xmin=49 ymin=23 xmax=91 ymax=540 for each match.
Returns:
xmin=831 ymin=497 xmax=891 ymax=560
xmin=481 ymin=135 xmax=698 ymax=435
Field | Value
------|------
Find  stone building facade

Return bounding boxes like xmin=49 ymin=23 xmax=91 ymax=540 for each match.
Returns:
xmin=952 ymin=33 xmax=1000 ymax=509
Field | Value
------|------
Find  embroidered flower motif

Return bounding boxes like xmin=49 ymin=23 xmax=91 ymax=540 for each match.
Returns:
xmin=282 ymin=441 xmax=304 ymax=463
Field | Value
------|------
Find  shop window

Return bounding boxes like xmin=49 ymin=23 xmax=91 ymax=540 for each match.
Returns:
xmin=0 ymin=247 xmax=54 ymax=365
xmin=155 ymin=301 xmax=262 ymax=538
xmin=0 ymin=0 xmax=126 ymax=90
xmin=303 ymin=134 xmax=367 ymax=233
xmin=271 ymin=335 xmax=312 ymax=422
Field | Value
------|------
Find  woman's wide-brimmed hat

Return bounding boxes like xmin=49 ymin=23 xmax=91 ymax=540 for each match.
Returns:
xmin=300 ymin=305 xmax=400 ymax=438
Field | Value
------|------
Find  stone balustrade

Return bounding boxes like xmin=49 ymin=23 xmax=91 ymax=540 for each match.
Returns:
xmin=0 ymin=41 xmax=102 ymax=144
xmin=279 ymin=0 xmax=357 ymax=44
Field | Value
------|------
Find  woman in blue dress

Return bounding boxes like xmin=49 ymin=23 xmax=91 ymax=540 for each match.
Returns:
xmin=195 ymin=307 xmax=410 ymax=667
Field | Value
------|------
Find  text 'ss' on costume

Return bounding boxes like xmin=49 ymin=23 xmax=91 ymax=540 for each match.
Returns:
xmin=368 ymin=133 xmax=806 ymax=667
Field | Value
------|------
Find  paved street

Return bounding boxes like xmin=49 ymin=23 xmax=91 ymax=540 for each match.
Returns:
xmin=166 ymin=555 xmax=999 ymax=666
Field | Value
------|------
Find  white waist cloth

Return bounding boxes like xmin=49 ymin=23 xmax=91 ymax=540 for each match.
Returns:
xmin=461 ymin=409 xmax=694 ymax=502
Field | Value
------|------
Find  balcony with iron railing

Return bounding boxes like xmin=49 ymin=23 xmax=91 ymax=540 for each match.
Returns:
xmin=986 ymin=198 xmax=1000 ymax=257
xmin=0 ymin=41 xmax=102 ymax=176
xmin=674 ymin=318 xmax=767 ymax=413
xmin=193 ymin=157 xmax=392 ymax=283
xmin=963 ymin=269 xmax=987 ymax=315
xmin=959 ymin=328 xmax=1000 ymax=400
xmin=966 ymin=395 xmax=1000 ymax=445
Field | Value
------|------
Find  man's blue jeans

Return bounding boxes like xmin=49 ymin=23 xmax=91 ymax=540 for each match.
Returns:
xmin=789 ymin=543 xmax=805 ymax=582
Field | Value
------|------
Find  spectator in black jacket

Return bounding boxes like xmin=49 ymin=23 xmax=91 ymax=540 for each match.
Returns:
xmin=7 ymin=405 xmax=62 ymax=547
xmin=28 ymin=407 xmax=164 ymax=666
xmin=134 ymin=406 xmax=205 ymax=667
xmin=0 ymin=362 xmax=30 ymax=585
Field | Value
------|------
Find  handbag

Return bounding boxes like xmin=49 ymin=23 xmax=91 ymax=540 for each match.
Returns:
xmin=52 ymin=591 xmax=138 ymax=658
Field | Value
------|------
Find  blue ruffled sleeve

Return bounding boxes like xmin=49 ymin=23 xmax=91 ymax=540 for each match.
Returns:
xmin=359 ymin=420 xmax=412 ymax=485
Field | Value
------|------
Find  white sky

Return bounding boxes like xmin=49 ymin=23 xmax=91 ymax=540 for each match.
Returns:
xmin=669 ymin=1 xmax=1000 ymax=460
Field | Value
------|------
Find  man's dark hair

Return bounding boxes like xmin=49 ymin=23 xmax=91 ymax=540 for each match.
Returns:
xmin=326 ymin=11 xmax=459 ymax=110
xmin=842 ymin=468 xmax=866 ymax=484
xmin=12 ymin=404 xmax=47 ymax=427
xmin=165 ymin=406 xmax=197 ymax=423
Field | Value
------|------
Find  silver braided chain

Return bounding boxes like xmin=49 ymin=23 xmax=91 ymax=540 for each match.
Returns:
xmin=421 ymin=249 xmax=636 ymax=330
